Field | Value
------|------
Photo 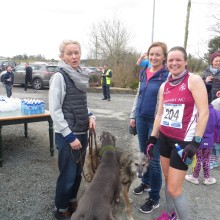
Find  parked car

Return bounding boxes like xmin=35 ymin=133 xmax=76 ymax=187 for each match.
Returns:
xmin=12 ymin=64 xmax=58 ymax=90
xmin=82 ymin=66 xmax=102 ymax=75
xmin=81 ymin=66 xmax=102 ymax=87
xmin=88 ymin=66 xmax=102 ymax=75
xmin=0 ymin=60 xmax=16 ymax=72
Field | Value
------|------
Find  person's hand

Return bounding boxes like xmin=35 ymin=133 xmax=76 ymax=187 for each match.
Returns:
xmin=89 ymin=117 xmax=96 ymax=129
xmin=146 ymin=136 xmax=157 ymax=159
xmin=70 ymin=138 xmax=82 ymax=150
xmin=216 ymin=91 xmax=220 ymax=98
xmin=205 ymin=76 xmax=213 ymax=83
xmin=140 ymin=52 xmax=147 ymax=59
xmin=130 ymin=118 xmax=136 ymax=127
xmin=182 ymin=140 xmax=200 ymax=162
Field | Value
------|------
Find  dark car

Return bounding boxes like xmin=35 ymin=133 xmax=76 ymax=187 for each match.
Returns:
xmin=0 ymin=60 xmax=16 ymax=72
xmin=12 ymin=64 xmax=58 ymax=90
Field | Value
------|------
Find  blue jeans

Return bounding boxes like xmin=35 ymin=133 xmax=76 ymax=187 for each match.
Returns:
xmin=136 ymin=114 xmax=162 ymax=202
xmin=5 ymin=84 xmax=12 ymax=98
xmin=55 ymin=132 xmax=87 ymax=211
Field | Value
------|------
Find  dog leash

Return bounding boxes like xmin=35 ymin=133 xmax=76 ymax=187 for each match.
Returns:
xmin=88 ymin=127 xmax=99 ymax=173
xmin=79 ymin=128 xmax=99 ymax=182
xmin=78 ymin=148 xmax=93 ymax=182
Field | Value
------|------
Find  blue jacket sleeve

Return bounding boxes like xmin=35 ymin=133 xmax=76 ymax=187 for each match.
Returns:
xmin=64 ymin=132 xmax=77 ymax=144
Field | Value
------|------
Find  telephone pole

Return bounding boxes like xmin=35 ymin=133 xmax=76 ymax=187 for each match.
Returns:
xmin=184 ymin=0 xmax=191 ymax=50
xmin=151 ymin=0 xmax=156 ymax=43
xmin=95 ymin=35 xmax=98 ymax=64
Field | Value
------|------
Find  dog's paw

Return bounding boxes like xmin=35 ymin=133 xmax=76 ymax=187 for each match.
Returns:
xmin=129 ymin=198 xmax=133 ymax=204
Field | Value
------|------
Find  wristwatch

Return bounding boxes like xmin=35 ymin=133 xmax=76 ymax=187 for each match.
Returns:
xmin=193 ymin=136 xmax=202 ymax=143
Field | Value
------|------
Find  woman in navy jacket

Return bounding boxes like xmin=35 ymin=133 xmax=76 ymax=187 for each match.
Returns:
xmin=130 ymin=42 xmax=169 ymax=214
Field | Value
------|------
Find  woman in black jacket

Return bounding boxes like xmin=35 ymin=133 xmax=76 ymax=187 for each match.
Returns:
xmin=202 ymin=51 xmax=220 ymax=100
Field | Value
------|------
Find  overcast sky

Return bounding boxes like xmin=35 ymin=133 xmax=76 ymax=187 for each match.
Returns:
xmin=0 ymin=0 xmax=219 ymax=60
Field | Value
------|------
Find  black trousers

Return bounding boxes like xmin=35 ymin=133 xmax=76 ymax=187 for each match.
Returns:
xmin=24 ymin=77 xmax=33 ymax=91
xmin=102 ymin=84 xmax=110 ymax=99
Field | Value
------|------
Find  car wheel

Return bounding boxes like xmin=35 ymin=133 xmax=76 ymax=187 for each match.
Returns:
xmin=32 ymin=78 xmax=43 ymax=90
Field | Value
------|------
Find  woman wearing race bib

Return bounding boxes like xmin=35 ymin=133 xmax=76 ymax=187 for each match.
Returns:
xmin=146 ymin=46 xmax=209 ymax=220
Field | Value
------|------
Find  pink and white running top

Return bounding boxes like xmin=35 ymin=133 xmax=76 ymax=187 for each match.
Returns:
xmin=160 ymin=73 xmax=198 ymax=141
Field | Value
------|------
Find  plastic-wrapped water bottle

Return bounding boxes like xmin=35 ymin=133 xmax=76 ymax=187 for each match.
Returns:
xmin=30 ymin=101 xmax=34 ymax=115
xmin=23 ymin=101 xmax=26 ymax=115
xmin=32 ymin=100 xmax=37 ymax=114
xmin=41 ymin=101 xmax=45 ymax=113
xmin=21 ymin=100 xmax=25 ymax=114
xmin=36 ymin=100 xmax=40 ymax=114
xmin=21 ymin=99 xmax=45 ymax=115
xmin=38 ymin=101 xmax=42 ymax=114
xmin=175 ymin=143 xmax=192 ymax=165
xmin=22 ymin=100 xmax=29 ymax=114
xmin=27 ymin=102 xmax=31 ymax=115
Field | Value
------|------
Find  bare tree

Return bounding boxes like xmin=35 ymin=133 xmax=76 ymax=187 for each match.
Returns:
xmin=210 ymin=15 xmax=220 ymax=34
xmin=88 ymin=17 xmax=132 ymax=66
xmin=87 ymin=17 xmax=140 ymax=88
xmin=208 ymin=1 xmax=220 ymax=34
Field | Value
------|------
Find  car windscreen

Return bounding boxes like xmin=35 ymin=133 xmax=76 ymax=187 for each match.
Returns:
xmin=46 ymin=66 xmax=58 ymax=72
xmin=15 ymin=65 xmax=25 ymax=71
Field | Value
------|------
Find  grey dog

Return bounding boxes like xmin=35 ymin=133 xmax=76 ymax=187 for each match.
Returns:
xmin=71 ymin=131 xmax=120 ymax=220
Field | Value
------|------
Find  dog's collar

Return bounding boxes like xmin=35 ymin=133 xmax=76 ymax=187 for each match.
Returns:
xmin=98 ymin=145 xmax=115 ymax=158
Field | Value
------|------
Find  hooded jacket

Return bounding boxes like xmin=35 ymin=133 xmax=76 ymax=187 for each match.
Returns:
xmin=136 ymin=66 xmax=168 ymax=118
xmin=200 ymin=105 xmax=220 ymax=148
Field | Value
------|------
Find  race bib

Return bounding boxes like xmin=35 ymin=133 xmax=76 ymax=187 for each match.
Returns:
xmin=161 ymin=103 xmax=185 ymax=129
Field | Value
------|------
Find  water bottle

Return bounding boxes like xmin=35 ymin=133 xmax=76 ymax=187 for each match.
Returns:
xmin=38 ymin=101 xmax=42 ymax=114
xmin=175 ymin=143 xmax=192 ymax=165
xmin=25 ymin=101 xmax=29 ymax=115
xmin=23 ymin=101 xmax=26 ymax=115
xmin=33 ymin=100 xmax=37 ymax=114
xmin=41 ymin=101 xmax=45 ymax=113
xmin=27 ymin=102 xmax=31 ymax=115
xmin=21 ymin=100 xmax=25 ymax=114
xmin=30 ymin=101 xmax=34 ymax=115
xmin=36 ymin=100 xmax=40 ymax=114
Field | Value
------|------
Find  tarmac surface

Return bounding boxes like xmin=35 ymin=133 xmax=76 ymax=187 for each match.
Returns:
xmin=0 ymin=84 xmax=220 ymax=220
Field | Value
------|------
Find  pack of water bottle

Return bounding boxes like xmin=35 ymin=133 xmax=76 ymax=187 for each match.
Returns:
xmin=21 ymin=99 xmax=45 ymax=115
xmin=0 ymin=96 xmax=21 ymax=112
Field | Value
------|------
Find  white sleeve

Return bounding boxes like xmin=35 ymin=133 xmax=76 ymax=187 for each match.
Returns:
xmin=49 ymin=72 xmax=72 ymax=136
xmin=130 ymin=82 xmax=140 ymax=119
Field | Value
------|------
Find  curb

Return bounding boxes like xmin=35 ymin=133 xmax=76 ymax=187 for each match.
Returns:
xmin=88 ymin=86 xmax=137 ymax=94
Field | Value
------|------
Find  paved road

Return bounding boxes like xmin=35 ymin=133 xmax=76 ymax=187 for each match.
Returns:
xmin=0 ymin=84 xmax=220 ymax=220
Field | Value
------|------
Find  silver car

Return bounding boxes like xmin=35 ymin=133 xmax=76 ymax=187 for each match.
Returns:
xmin=13 ymin=64 xmax=58 ymax=90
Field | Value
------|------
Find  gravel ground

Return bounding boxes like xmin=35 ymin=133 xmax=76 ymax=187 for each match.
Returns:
xmin=0 ymin=85 xmax=220 ymax=220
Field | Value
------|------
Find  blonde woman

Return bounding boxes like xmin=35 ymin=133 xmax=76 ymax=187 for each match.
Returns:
xmin=49 ymin=40 xmax=96 ymax=220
